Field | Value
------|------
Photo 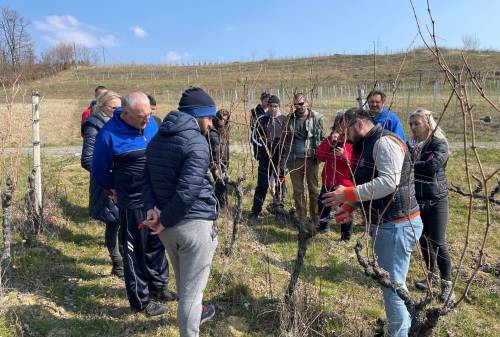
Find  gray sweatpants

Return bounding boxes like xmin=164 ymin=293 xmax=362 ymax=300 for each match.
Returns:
xmin=158 ymin=219 xmax=218 ymax=337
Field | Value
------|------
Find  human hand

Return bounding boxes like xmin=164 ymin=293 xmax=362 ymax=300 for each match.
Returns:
xmin=333 ymin=146 xmax=343 ymax=157
xmin=322 ymin=185 xmax=347 ymax=207
xmin=109 ymin=189 xmax=118 ymax=203
xmin=144 ymin=221 xmax=165 ymax=235
xmin=144 ymin=208 xmax=159 ymax=227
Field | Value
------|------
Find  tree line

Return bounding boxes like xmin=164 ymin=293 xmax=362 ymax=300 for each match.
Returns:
xmin=0 ymin=6 xmax=97 ymax=84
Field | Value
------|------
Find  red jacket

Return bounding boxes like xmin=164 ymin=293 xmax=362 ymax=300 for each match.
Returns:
xmin=315 ymin=134 xmax=354 ymax=189
xmin=80 ymin=107 xmax=92 ymax=137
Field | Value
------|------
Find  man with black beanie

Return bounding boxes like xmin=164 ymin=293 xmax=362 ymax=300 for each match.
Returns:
xmin=143 ymin=87 xmax=218 ymax=337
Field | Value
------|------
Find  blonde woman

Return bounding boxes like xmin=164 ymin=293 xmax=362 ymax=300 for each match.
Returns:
xmin=408 ymin=108 xmax=454 ymax=302
xmin=81 ymin=91 xmax=123 ymax=277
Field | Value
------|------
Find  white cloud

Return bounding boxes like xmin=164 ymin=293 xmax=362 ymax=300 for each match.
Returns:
xmin=166 ymin=51 xmax=182 ymax=63
xmin=34 ymin=15 xmax=117 ymax=47
xmin=131 ymin=25 xmax=148 ymax=38
xmin=165 ymin=51 xmax=192 ymax=64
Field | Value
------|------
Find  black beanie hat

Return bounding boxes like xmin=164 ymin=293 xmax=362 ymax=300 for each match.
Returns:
xmin=178 ymin=87 xmax=216 ymax=118
xmin=268 ymin=95 xmax=280 ymax=105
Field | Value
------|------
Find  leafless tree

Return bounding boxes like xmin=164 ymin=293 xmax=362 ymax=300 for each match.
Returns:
xmin=42 ymin=43 xmax=98 ymax=70
xmin=461 ymin=34 xmax=480 ymax=51
xmin=0 ymin=7 xmax=34 ymax=74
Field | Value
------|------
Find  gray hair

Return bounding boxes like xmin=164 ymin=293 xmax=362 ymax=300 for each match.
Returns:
xmin=122 ymin=91 xmax=150 ymax=110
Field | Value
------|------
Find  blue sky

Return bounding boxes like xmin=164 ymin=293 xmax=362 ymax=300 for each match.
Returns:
xmin=3 ymin=0 xmax=500 ymax=64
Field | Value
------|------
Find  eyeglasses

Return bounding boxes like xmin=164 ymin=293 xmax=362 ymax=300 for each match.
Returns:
xmin=294 ymin=102 xmax=305 ymax=106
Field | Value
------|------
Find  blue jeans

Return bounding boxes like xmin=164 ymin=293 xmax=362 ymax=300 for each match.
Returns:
xmin=370 ymin=217 xmax=423 ymax=337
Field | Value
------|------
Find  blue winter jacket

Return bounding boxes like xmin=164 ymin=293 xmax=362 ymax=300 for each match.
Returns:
xmin=92 ymin=108 xmax=158 ymax=209
xmin=143 ymin=110 xmax=217 ymax=228
xmin=373 ymin=107 xmax=406 ymax=142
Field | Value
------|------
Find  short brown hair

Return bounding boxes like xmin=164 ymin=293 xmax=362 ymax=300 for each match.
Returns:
xmin=367 ymin=90 xmax=386 ymax=102
xmin=344 ymin=107 xmax=374 ymax=125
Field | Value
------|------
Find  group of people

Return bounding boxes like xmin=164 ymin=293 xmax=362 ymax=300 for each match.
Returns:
xmin=81 ymin=87 xmax=218 ymax=337
xmin=245 ymin=89 xmax=454 ymax=336
xmin=80 ymin=85 xmax=454 ymax=337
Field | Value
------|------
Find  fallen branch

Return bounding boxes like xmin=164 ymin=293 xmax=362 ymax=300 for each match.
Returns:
xmin=449 ymin=181 xmax=500 ymax=206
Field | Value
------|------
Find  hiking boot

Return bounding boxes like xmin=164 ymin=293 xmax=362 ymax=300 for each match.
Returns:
xmin=151 ymin=288 xmax=178 ymax=302
xmin=439 ymin=280 xmax=456 ymax=303
xmin=143 ymin=301 xmax=167 ymax=317
xmin=200 ymin=304 xmax=215 ymax=325
xmin=415 ymin=273 xmax=440 ymax=291
xmin=316 ymin=222 xmax=330 ymax=233
xmin=247 ymin=213 xmax=259 ymax=224
xmin=111 ymin=261 xmax=124 ymax=278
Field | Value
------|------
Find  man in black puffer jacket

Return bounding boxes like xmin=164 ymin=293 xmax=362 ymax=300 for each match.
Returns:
xmin=143 ymin=87 xmax=218 ymax=337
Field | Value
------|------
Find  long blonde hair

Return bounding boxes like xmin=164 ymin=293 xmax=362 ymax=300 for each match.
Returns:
xmin=409 ymin=108 xmax=448 ymax=146
xmin=96 ymin=91 xmax=121 ymax=112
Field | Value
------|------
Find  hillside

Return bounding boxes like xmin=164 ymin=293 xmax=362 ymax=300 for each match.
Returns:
xmin=22 ymin=48 xmax=500 ymax=101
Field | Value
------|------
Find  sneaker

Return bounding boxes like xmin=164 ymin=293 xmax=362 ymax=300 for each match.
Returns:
xmin=111 ymin=261 xmax=124 ymax=278
xmin=200 ymin=304 xmax=215 ymax=325
xmin=415 ymin=273 xmax=440 ymax=291
xmin=151 ymin=288 xmax=178 ymax=302
xmin=143 ymin=301 xmax=168 ymax=317
xmin=247 ymin=213 xmax=259 ymax=223
xmin=340 ymin=235 xmax=351 ymax=242
xmin=439 ymin=280 xmax=456 ymax=303
xmin=316 ymin=222 xmax=330 ymax=233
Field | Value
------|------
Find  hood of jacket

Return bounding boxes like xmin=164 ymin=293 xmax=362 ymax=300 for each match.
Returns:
xmin=159 ymin=110 xmax=201 ymax=136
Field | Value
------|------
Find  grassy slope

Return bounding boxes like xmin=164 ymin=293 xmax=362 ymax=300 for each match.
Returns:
xmin=3 ymin=48 xmax=497 ymax=148
xmin=1 ymin=148 xmax=498 ymax=337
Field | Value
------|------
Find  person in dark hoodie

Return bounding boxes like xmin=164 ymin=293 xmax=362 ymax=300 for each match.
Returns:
xmin=81 ymin=90 xmax=123 ymax=277
xmin=92 ymin=91 xmax=176 ymax=317
xmin=249 ymin=95 xmax=287 ymax=220
xmin=207 ymin=109 xmax=231 ymax=209
xmin=250 ymin=91 xmax=270 ymax=159
xmin=143 ymin=87 xmax=218 ymax=337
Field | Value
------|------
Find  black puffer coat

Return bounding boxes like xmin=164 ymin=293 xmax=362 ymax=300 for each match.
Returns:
xmin=143 ymin=110 xmax=217 ymax=228
xmin=409 ymin=136 xmax=449 ymax=201
xmin=81 ymin=113 xmax=119 ymax=223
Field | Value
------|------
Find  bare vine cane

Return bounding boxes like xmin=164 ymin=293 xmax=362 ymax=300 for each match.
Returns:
xmin=284 ymin=86 xmax=322 ymax=305
xmin=224 ymin=175 xmax=245 ymax=255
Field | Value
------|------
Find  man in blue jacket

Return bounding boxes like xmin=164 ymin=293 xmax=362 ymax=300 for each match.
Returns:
xmin=367 ymin=90 xmax=406 ymax=141
xmin=143 ymin=87 xmax=218 ymax=337
xmin=92 ymin=91 xmax=176 ymax=317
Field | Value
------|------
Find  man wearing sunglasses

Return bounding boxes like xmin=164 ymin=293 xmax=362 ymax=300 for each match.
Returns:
xmin=280 ymin=93 xmax=325 ymax=229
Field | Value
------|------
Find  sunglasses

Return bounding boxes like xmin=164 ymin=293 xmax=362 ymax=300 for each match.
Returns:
xmin=269 ymin=104 xmax=279 ymax=108
xmin=294 ymin=102 xmax=305 ymax=107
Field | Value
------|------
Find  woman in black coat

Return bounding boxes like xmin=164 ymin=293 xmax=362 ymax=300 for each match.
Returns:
xmin=408 ymin=108 xmax=454 ymax=302
xmin=81 ymin=91 xmax=123 ymax=277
